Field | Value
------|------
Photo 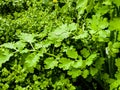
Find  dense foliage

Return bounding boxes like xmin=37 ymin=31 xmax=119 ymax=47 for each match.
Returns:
xmin=0 ymin=0 xmax=120 ymax=90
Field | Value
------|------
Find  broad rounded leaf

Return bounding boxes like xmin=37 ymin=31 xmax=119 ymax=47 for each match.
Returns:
xmin=72 ymin=57 xmax=83 ymax=68
xmin=0 ymin=43 xmax=16 ymax=50
xmin=68 ymin=69 xmax=82 ymax=78
xmin=59 ymin=58 xmax=74 ymax=70
xmin=44 ymin=57 xmax=58 ymax=69
xmin=109 ymin=18 xmax=120 ymax=31
xmin=80 ymin=48 xmax=90 ymax=58
xmin=86 ymin=53 xmax=97 ymax=66
xmin=66 ymin=48 xmax=78 ymax=59
xmin=18 ymin=33 xmax=36 ymax=43
xmin=112 ymin=0 xmax=120 ymax=7
xmin=0 ymin=48 xmax=13 ymax=67
xmin=82 ymin=69 xmax=89 ymax=78
xmin=24 ymin=52 xmax=40 ymax=69
xmin=15 ymin=41 xmax=26 ymax=51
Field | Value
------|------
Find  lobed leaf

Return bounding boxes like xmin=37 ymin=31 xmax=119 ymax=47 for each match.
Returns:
xmin=44 ymin=57 xmax=58 ymax=69
xmin=82 ymin=69 xmax=89 ymax=78
xmin=24 ymin=52 xmax=40 ymax=69
xmin=72 ymin=56 xmax=83 ymax=68
xmin=59 ymin=57 xmax=74 ymax=70
xmin=0 ymin=48 xmax=13 ymax=67
xmin=66 ymin=48 xmax=78 ymax=59
xmin=90 ymin=67 xmax=98 ymax=76
xmin=68 ymin=69 xmax=82 ymax=78
xmin=85 ymin=53 xmax=97 ymax=66
xmin=18 ymin=33 xmax=36 ymax=43
xmin=80 ymin=48 xmax=90 ymax=58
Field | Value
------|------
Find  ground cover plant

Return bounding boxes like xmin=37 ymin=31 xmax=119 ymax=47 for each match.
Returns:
xmin=0 ymin=0 xmax=120 ymax=90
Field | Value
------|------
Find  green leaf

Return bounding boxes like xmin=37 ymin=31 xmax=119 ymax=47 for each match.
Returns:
xmin=109 ymin=18 xmax=120 ymax=31
xmin=0 ymin=42 xmax=16 ymax=50
xmin=15 ymin=85 xmax=25 ymax=90
xmin=24 ymin=52 xmax=40 ymax=69
xmin=95 ymin=57 xmax=105 ymax=69
xmin=112 ymin=0 xmax=120 ymax=7
xmin=115 ymin=71 xmax=120 ymax=79
xmin=75 ymin=31 xmax=89 ymax=39
xmin=76 ymin=0 xmax=88 ymax=15
xmin=112 ymin=42 xmax=120 ymax=49
xmin=68 ymin=69 xmax=82 ymax=78
xmin=66 ymin=48 xmax=78 ymax=59
xmin=48 ymin=23 xmax=76 ymax=42
xmin=72 ymin=56 xmax=83 ymax=68
xmin=90 ymin=67 xmax=98 ymax=76
xmin=86 ymin=0 xmax=94 ymax=13
xmin=76 ymin=0 xmax=88 ymax=9
xmin=68 ymin=23 xmax=77 ymax=31
xmin=85 ymin=53 xmax=97 ymax=66
xmin=15 ymin=41 xmax=26 ymax=51
xmin=80 ymin=48 xmax=90 ymax=58
xmin=59 ymin=58 xmax=74 ymax=70
xmin=111 ymin=48 xmax=119 ymax=53
xmin=87 ymin=15 xmax=108 ymax=30
xmin=82 ymin=69 xmax=89 ymax=78
xmin=110 ymin=79 xmax=120 ymax=90
xmin=98 ymin=17 xmax=108 ymax=29
xmin=117 ymin=32 xmax=120 ymax=41
xmin=44 ymin=57 xmax=58 ymax=69
xmin=115 ymin=58 xmax=120 ymax=67
xmin=103 ymin=0 xmax=112 ymax=5
xmin=0 ymin=48 xmax=13 ymax=67
xmin=96 ymin=6 xmax=109 ymax=15
xmin=97 ymin=30 xmax=110 ymax=42
xmin=20 ymin=48 xmax=29 ymax=53
xmin=18 ymin=33 xmax=36 ymax=43
xmin=48 ymin=24 xmax=69 ymax=41
xmin=38 ymin=48 xmax=47 ymax=57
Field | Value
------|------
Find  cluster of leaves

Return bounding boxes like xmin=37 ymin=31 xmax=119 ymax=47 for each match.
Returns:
xmin=0 ymin=0 xmax=120 ymax=90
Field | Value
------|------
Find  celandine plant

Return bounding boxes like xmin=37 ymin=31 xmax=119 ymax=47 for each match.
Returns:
xmin=0 ymin=0 xmax=120 ymax=90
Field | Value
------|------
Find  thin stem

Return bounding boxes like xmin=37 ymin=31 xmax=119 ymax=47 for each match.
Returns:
xmin=29 ymin=42 xmax=35 ymax=50
xmin=45 ymin=53 xmax=57 ymax=58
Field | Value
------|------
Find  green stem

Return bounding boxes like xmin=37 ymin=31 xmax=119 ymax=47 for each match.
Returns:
xmin=29 ymin=42 xmax=35 ymax=50
xmin=45 ymin=53 xmax=57 ymax=58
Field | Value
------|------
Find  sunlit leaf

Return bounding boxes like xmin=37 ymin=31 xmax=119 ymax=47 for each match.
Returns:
xmin=1 ymin=42 xmax=16 ymax=50
xmin=48 ymin=24 xmax=69 ymax=41
xmin=72 ymin=57 xmax=83 ymax=68
xmin=112 ymin=0 xmax=120 ymax=7
xmin=109 ymin=18 xmax=120 ymax=31
xmin=68 ymin=69 xmax=82 ymax=78
xmin=80 ymin=48 xmax=90 ymax=58
xmin=24 ymin=52 xmax=40 ymax=69
xmin=44 ymin=57 xmax=58 ymax=69
xmin=18 ymin=33 xmax=36 ymax=43
xmin=82 ymin=69 xmax=89 ymax=78
xmin=96 ymin=6 xmax=109 ymax=15
xmin=66 ymin=48 xmax=78 ymax=59
xmin=48 ymin=23 xmax=77 ymax=42
xmin=85 ymin=53 xmax=97 ymax=66
xmin=68 ymin=23 xmax=77 ymax=31
xmin=115 ymin=58 xmax=120 ymax=67
xmin=110 ymin=80 xmax=120 ymax=90
xmin=15 ymin=41 xmax=26 ymax=51
xmin=103 ymin=0 xmax=112 ymax=5
xmin=0 ymin=48 xmax=13 ymax=67
xmin=112 ymin=42 xmax=120 ymax=49
xmin=76 ymin=0 xmax=88 ymax=15
xmin=59 ymin=58 xmax=74 ymax=70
